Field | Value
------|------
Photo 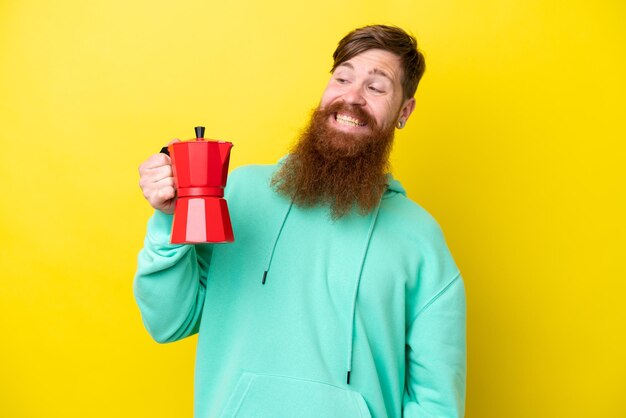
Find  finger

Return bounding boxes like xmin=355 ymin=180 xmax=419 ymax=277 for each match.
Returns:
xmin=145 ymin=165 xmax=173 ymax=183
xmin=157 ymin=186 xmax=176 ymax=201
xmin=154 ymin=176 xmax=175 ymax=189
xmin=141 ymin=153 xmax=171 ymax=171
xmin=167 ymin=138 xmax=181 ymax=146
xmin=146 ymin=185 xmax=175 ymax=208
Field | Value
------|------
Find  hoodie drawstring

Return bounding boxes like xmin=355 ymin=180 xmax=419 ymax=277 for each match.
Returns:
xmin=345 ymin=200 xmax=381 ymax=384
xmin=262 ymin=200 xmax=294 ymax=284
xmin=259 ymin=195 xmax=383 ymax=385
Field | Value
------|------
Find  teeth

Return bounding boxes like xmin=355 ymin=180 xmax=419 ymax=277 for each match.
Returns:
xmin=336 ymin=114 xmax=365 ymax=127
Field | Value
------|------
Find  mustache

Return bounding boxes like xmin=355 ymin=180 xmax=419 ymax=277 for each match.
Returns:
xmin=320 ymin=101 xmax=377 ymax=129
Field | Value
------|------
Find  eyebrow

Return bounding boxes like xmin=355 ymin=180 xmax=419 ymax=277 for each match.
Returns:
xmin=337 ymin=62 xmax=393 ymax=81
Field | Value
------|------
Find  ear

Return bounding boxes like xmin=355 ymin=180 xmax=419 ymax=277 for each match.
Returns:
xmin=398 ymin=97 xmax=416 ymax=124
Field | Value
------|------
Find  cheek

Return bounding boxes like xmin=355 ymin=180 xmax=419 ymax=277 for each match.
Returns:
xmin=320 ymin=85 xmax=341 ymax=108
xmin=371 ymin=104 xmax=392 ymax=125
xmin=319 ymin=92 xmax=332 ymax=108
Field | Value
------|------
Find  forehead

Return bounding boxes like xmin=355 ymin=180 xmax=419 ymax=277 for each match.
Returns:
xmin=336 ymin=49 xmax=403 ymax=82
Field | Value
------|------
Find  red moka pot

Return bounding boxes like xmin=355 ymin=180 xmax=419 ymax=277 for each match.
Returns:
xmin=168 ymin=126 xmax=234 ymax=244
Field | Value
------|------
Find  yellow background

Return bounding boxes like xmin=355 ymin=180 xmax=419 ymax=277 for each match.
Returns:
xmin=1 ymin=0 xmax=625 ymax=416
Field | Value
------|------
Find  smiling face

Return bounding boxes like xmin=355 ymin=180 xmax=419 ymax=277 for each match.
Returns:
xmin=270 ymin=49 xmax=415 ymax=218
xmin=320 ymin=48 xmax=416 ymax=137
xmin=271 ymin=28 xmax=424 ymax=218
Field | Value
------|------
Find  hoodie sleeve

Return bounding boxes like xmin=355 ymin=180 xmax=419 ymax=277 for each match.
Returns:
xmin=133 ymin=210 xmax=212 ymax=343
xmin=403 ymin=273 xmax=467 ymax=418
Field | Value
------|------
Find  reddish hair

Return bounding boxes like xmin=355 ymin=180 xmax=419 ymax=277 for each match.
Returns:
xmin=332 ymin=25 xmax=426 ymax=99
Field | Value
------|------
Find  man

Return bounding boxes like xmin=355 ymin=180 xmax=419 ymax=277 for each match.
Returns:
xmin=135 ymin=25 xmax=466 ymax=418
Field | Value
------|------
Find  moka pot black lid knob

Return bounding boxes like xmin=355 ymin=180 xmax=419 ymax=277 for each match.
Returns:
xmin=195 ymin=126 xmax=205 ymax=139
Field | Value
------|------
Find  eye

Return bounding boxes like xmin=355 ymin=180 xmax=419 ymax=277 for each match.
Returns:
xmin=336 ymin=77 xmax=349 ymax=84
xmin=368 ymin=85 xmax=384 ymax=93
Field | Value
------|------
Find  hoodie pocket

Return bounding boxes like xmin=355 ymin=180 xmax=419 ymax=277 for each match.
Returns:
xmin=219 ymin=372 xmax=373 ymax=418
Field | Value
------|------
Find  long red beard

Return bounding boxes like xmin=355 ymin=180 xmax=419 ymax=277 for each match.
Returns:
xmin=271 ymin=102 xmax=396 ymax=219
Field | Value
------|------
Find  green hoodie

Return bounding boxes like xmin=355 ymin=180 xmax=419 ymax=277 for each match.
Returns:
xmin=134 ymin=163 xmax=466 ymax=418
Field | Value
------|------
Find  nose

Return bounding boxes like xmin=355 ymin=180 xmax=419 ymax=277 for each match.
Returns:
xmin=342 ymin=84 xmax=366 ymax=106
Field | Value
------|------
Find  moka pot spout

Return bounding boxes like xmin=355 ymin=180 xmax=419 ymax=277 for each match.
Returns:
xmin=216 ymin=141 xmax=234 ymax=188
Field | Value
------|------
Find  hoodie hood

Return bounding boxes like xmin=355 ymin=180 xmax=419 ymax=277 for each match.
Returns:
xmin=384 ymin=174 xmax=406 ymax=197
